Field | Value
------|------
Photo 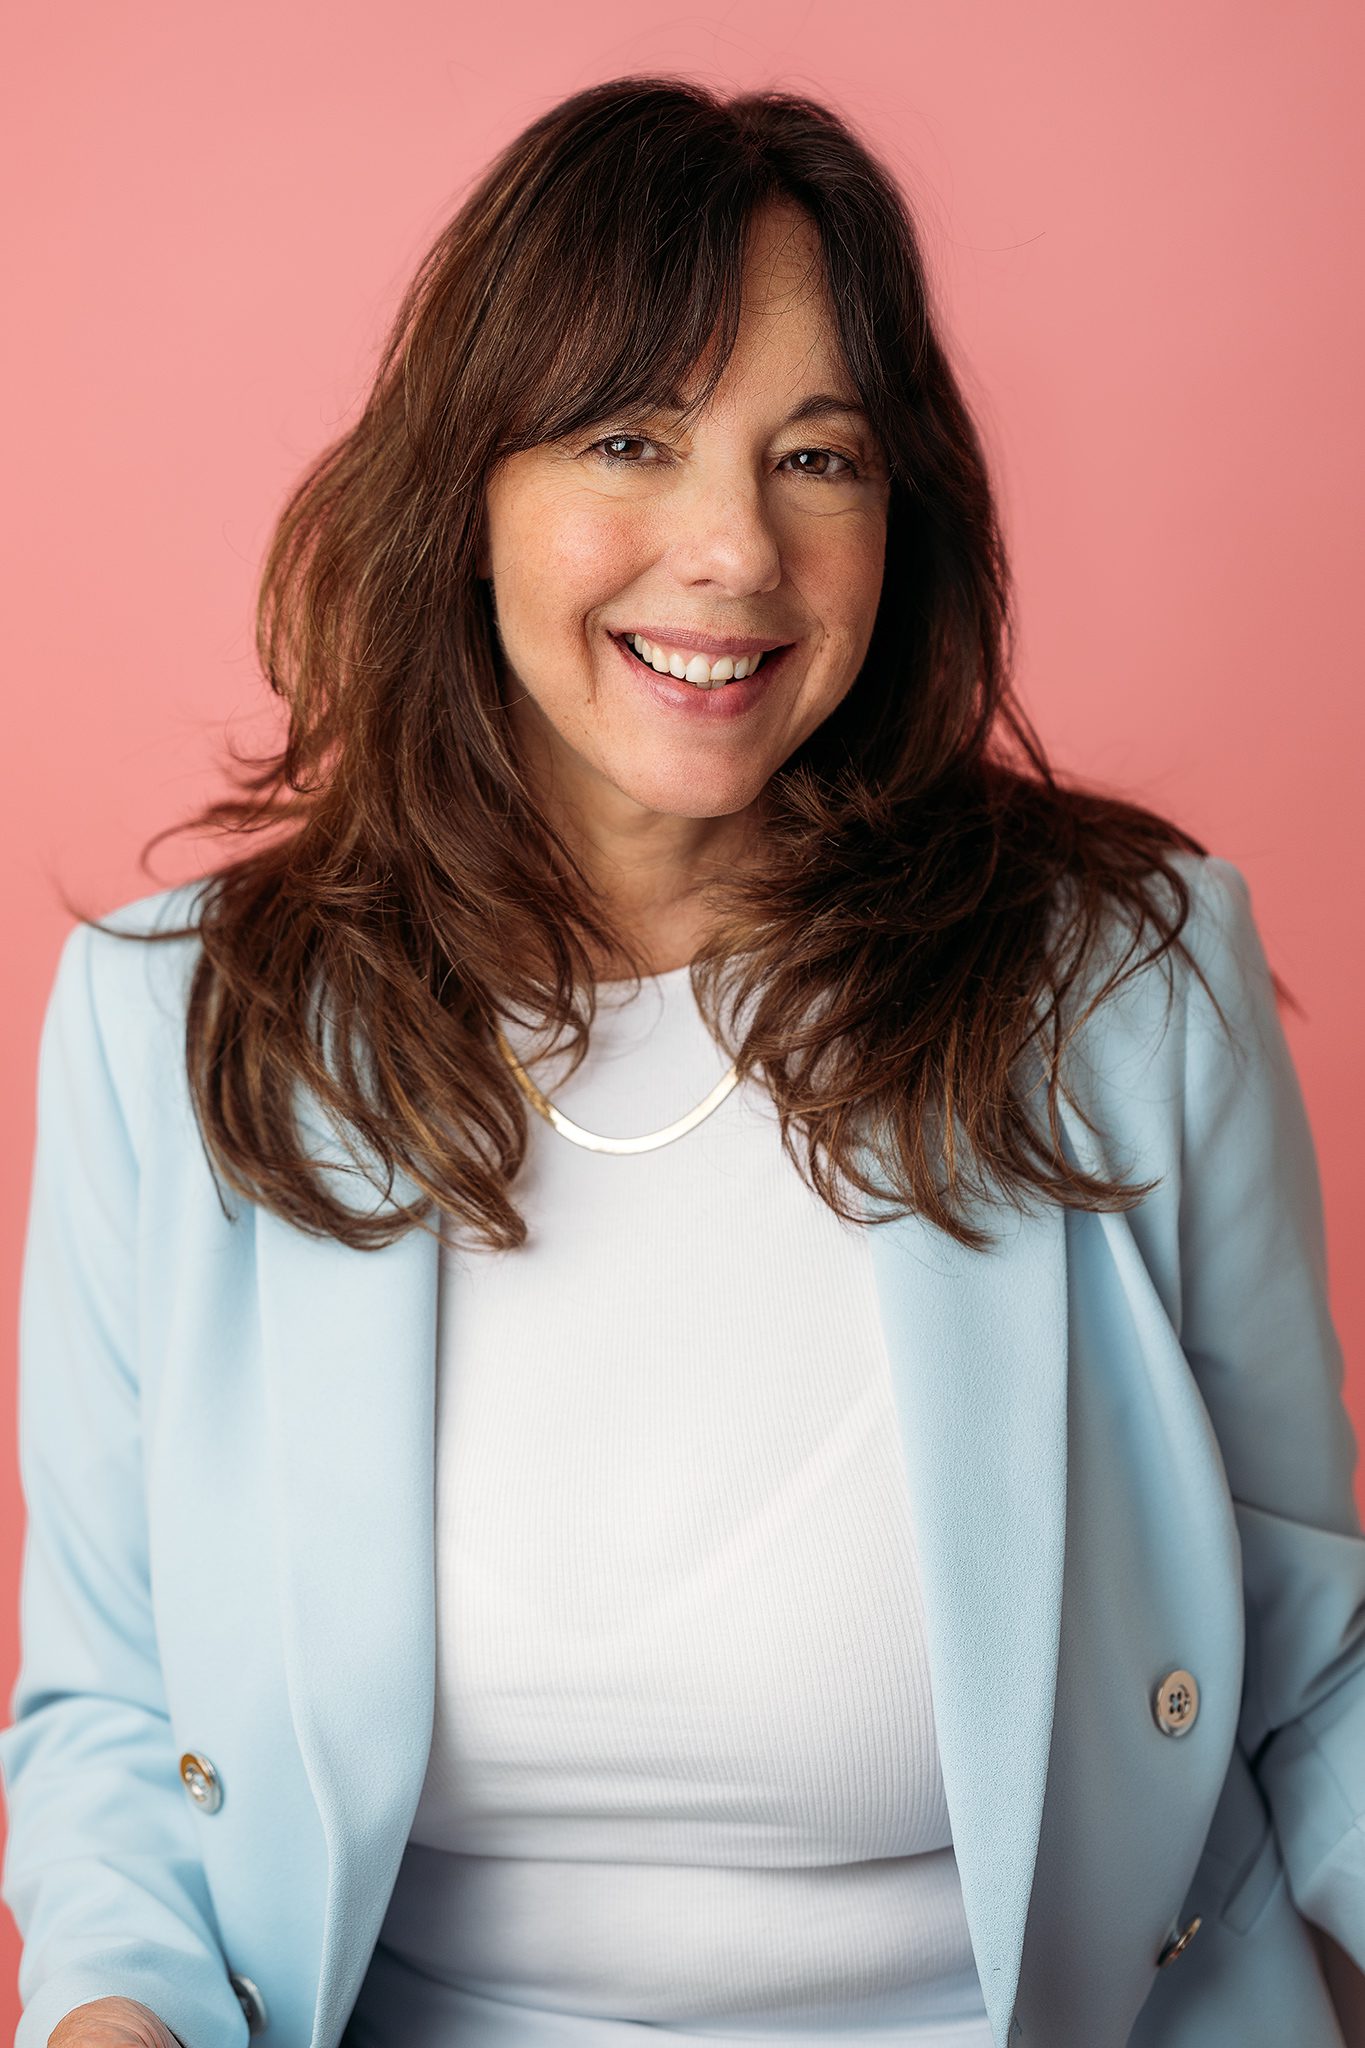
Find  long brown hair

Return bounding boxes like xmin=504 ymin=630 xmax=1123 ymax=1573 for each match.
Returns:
xmin=82 ymin=75 xmax=1267 ymax=1254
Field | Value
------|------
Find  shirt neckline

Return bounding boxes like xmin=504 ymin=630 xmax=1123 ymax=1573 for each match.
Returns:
xmin=594 ymin=961 xmax=694 ymax=989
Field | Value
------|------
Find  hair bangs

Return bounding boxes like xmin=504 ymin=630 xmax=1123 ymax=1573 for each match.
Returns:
xmin=487 ymin=180 xmax=770 ymax=456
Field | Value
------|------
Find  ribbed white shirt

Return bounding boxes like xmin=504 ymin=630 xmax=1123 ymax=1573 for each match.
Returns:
xmin=346 ymin=963 xmax=994 ymax=2047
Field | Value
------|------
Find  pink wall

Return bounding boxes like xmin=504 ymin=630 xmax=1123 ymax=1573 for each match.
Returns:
xmin=2 ymin=0 xmax=1362 ymax=2033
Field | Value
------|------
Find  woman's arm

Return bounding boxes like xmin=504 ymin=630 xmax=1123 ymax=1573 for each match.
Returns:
xmin=0 ymin=923 xmax=247 ymax=2048
xmin=1179 ymin=856 xmax=1365 ymax=1965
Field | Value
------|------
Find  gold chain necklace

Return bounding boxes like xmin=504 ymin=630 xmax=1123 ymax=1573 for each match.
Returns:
xmin=493 ymin=1024 xmax=741 ymax=1155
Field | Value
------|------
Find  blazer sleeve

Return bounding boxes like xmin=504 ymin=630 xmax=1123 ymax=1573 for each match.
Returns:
xmin=0 ymin=923 xmax=248 ymax=2048
xmin=1178 ymin=855 xmax=1365 ymax=1966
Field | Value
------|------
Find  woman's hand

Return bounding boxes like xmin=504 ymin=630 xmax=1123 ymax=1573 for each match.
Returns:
xmin=48 ymin=1998 xmax=184 ymax=2048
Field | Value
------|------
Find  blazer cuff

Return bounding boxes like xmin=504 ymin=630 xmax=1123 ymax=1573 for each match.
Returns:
xmin=13 ymin=1941 xmax=249 ymax=2048
xmin=1258 ymin=1668 xmax=1365 ymax=1972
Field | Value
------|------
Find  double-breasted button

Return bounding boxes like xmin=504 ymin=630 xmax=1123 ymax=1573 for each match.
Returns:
xmin=1152 ymin=1668 xmax=1199 ymax=1736
xmin=179 ymin=1750 xmax=223 ymax=1812
xmin=1156 ymin=1915 xmax=1202 ymax=1967
xmin=229 ymin=1970 xmax=269 ymax=2034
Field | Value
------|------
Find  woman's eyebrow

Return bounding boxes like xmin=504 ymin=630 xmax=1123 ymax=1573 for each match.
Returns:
xmin=647 ymin=389 xmax=872 ymax=428
xmin=782 ymin=393 xmax=872 ymax=428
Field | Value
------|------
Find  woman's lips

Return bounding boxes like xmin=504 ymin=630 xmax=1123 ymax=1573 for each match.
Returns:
xmin=612 ymin=625 xmax=793 ymax=660
xmin=608 ymin=629 xmax=794 ymax=718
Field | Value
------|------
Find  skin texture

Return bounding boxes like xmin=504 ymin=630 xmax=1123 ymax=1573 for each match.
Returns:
xmin=478 ymin=200 xmax=891 ymax=976
xmin=47 ymin=1997 xmax=183 ymax=2048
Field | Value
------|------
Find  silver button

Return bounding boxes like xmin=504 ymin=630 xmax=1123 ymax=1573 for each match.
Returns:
xmin=1156 ymin=1915 xmax=1202 ymax=1967
xmin=179 ymin=1750 xmax=223 ymax=1812
xmin=229 ymin=1970 xmax=269 ymax=2034
xmin=1153 ymin=1669 xmax=1199 ymax=1736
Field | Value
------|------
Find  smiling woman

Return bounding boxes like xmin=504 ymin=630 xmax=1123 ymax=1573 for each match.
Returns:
xmin=481 ymin=202 xmax=890 ymax=890
xmin=3 ymin=70 xmax=1363 ymax=2048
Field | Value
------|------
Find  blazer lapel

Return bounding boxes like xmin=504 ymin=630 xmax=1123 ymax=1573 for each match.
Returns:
xmin=255 ymin=1142 xmax=1068 ymax=2048
xmin=255 ymin=1200 xmax=441 ymax=2048
xmin=864 ymin=1180 xmax=1069 ymax=2046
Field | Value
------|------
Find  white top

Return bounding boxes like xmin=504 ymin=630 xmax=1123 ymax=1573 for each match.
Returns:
xmin=345 ymin=963 xmax=994 ymax=2047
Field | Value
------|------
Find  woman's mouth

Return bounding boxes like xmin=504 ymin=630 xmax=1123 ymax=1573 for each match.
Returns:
xmin=615 ymin=629 xmax=784 ymax=689
xmin=608 ymin=629 xmax=795 ymax=717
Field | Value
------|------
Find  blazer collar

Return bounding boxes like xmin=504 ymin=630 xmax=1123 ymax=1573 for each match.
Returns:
xmin=256 ymin=1137 xmax=1068 ymax=2048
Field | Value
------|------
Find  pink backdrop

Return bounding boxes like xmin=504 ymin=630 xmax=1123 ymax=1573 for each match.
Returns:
xmin=2 ymin=1 xmax=1362 ymax=2034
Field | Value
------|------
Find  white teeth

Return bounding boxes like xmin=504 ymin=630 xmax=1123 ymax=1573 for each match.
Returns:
xmin=628 ymin=632 xmax=767 ymax=688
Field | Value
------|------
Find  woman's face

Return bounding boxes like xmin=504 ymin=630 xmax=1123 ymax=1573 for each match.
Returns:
xmin=480 ymin=202 xmax=890 ymax=838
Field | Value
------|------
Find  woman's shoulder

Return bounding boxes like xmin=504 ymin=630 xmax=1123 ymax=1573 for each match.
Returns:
xmin=63 ymin=873 xmax=209 ymax=1014
xmin=1106 ymin=846 xmax=1267 ymax=1046
xmin=41 ymin=876 xmax=213 ymax=1152
xmin=87 ymin=874 xmax=214 ymax=945
xmin=1052 ymin=844 xmax=1283 ymax=1152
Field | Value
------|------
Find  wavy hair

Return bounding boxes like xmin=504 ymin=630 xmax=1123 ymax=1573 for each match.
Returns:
xmin=82 ymin=74 xmax=1272 ymax=1253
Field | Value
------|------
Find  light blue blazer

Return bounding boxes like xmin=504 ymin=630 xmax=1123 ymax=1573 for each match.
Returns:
xmin=1 ymin=851 xmax=1362 ymax=2048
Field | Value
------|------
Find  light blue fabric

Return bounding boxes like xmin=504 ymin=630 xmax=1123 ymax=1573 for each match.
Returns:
xmin=0 ymin=851 xmax=1361 ymax=2048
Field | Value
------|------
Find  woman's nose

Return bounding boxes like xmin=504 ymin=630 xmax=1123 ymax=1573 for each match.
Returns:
xmin=664 ymin=472 xmax=783 ymax=596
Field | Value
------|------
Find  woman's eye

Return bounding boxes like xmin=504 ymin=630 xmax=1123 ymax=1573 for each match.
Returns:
xmin=589 ymin=434 xmax=654 ymax=464
xmin=781 ymin=447 xmax=859 ymax=480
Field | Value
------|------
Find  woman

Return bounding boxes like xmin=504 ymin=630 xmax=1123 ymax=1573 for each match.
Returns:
xmin=1 ymin=74 xmax=1361 ymax=2048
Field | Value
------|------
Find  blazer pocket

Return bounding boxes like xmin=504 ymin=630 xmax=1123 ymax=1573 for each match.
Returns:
xmin=1219 ymin=1816 xmax=1285 ymax=1936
